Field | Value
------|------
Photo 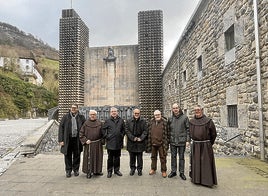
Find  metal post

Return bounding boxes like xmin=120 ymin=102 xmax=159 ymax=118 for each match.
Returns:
xmin=253 ymin=0 xmax=265 ymax=161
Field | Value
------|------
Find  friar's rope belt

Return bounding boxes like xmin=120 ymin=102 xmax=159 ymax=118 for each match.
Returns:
xmin=192 ymin=140 xmax=210 ymax=143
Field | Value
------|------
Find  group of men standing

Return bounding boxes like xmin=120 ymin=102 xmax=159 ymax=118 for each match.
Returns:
xmin=58 ymin=103 xmax=217 ymax=187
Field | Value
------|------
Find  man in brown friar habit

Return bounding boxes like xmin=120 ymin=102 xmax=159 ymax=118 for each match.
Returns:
xmin=80 ymin=110 xmax=104 ymax=178
xmin=189 ymin=105 xmax=217 ymax=187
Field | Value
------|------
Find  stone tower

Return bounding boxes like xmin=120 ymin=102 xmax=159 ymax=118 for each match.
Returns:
xmin=58 ymin=9 xmax=89 ymax=121
xmin=138 ymin=10 xmax=163 ymax=119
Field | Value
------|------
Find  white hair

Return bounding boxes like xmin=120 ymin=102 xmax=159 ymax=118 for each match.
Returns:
xmin=154 ymin=110 xmax=161 ymax=115
xmin=89 ymin=110 xmax=97 ymax=115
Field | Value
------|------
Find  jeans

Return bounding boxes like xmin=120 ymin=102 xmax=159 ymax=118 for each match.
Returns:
xmin=170 ymin=145 xmax=186 ymax=174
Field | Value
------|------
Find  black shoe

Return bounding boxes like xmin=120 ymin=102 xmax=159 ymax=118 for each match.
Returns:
xmin=74 ymin=170 xmax=79 ymax=177
xmin=87 ymin=173 xmax=92 ymax=179
xmin=129 ymin=169 xmax=135 ymax=176
xmin=107 ymin=172 xmax=112 ymax=178
xmin=66 ymin=171 xmax=71 ymax=178
xmin=180 ymin=173 xmax=186 ymax=180
xmin=114 ymin=171 xmax=123 ymax=176
xmin=168 ymin=172 xmax=177 ymax=178
xmin=138 ymin=170 xmax=142 ymax=176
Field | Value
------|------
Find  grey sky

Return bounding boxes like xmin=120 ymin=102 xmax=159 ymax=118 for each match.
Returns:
xmin=0 ymin=0 xmax=200 ymax=65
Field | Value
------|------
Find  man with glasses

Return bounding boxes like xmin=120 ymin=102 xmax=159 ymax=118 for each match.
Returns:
xmin=147 ymin=110 xmax=169 ymax=178
xmin=126 ymin=108 xmax=148 ymax=176
xmin=167 ymin=103 xmax=190 ymax=180
xmin=58 ymin=104 xmax=86 ymax=178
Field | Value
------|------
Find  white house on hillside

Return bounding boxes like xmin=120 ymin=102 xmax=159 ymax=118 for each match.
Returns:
xmin=0 ymin=57 xmax=4 ymax=67
xmin=1 ymin=56 xmax=43 ymax=86
xmin=18 ymin=57 xmax=43 ymax=86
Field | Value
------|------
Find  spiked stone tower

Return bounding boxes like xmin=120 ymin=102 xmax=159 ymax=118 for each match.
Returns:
xmin=58 ymin=9 xmax=89 ymax=121
xmin=138 ymin=10 xmax=163 ymax=120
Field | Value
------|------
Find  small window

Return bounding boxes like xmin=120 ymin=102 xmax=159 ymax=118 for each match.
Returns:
xmin=197 ymin=56 xmax=203 ymax=80
xmin=225 ymin=25 xmax=235 ymax=51
xmin=174 ymin=79 xmax=177 ymax=87
xmin=198 ymin=56 xmax=202 ymax=72
xmin=182 ymin=70 xmax=186 ymax=83
xmin=182 ymin=70 xmax=187 ymax=88
xmin=228 ymin=105 xmax=238 ymax=127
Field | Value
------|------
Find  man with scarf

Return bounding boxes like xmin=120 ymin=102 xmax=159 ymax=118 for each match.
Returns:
xmin=167 ymin=103 xmax=190 ymax=180
xmin=126 ymin=108 xmax=148 ymax=176
xmin=58 ymin=104 xmax=86 ymax=178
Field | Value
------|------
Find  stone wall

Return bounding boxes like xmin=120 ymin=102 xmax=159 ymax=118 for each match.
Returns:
xmin=163 ymin=0 xmax=268 ymax=159
xmin=84 ymin=45 xmax=139 ymax=107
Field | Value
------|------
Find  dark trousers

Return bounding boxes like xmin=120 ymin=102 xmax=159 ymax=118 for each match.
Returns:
xmin=107 ymin=149 xmax=121 ymax=173
xmin=129 ymin=152 xmax=143 ymax=171
xmin=170 ymin=145 xmax=186 ymax=174
xmin=65 ymin=137 xmax=81 ymax=172
xmin=151 ymin=145 xmax=167 ymax=172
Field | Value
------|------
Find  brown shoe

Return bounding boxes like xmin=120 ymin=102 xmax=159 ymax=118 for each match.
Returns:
xmin=149 ymin=170 xmax=156 ymax=175
xmin=162 ymin=172 xmax=167 ymax=178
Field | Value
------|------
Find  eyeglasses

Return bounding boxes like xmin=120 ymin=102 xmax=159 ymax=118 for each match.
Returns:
xmin=134 ymin=113 xmax=140 ymax=114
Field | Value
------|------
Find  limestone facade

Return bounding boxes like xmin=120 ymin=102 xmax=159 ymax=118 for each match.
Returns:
xmin=84 ymin=45 xmax=139 ymax=107
xmin=163 ymin=0 xmax=268 ymax=159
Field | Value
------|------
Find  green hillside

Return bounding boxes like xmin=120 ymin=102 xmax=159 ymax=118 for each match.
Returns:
xmin=37 ymin=57 xmax=59 ymax=96
xmin=0 ymin=69 xmax=58 ymax=119
xmin=0 ymin=21 xmax=59 ymax=119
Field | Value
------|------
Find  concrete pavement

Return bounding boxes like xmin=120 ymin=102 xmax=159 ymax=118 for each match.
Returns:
xmin=0 ymin=151 xmax=267 ymax=196
xmin=0 ymin=118 xmax=48 ymax=158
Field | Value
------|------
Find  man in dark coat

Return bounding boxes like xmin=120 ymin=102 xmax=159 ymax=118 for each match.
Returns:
xmin=189 ymin=105 xmax=217 ymax=187
xmin=167 ymin=103 xmax=190 ymax=180
xmin=80 ymin=110 xmax=104 ymax=179
xmin=58 ymin=104 xmax=86 ymax=178
xmin=126 ymin=108 xmax=148 ymax=176
xmin=147 ymin=110 xmax=169 ymax=178
xmin=103 ymin=107 xmax=125 ymax=178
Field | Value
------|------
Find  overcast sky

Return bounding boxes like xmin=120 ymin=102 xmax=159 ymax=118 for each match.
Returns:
xmin=0 ymin=0 xmax=200 ymax=65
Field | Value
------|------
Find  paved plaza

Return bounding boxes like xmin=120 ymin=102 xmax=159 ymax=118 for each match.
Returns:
xmin=0 ymin=151 xmax=267 ymax=196
xmin=0 ymin=118 xmax=267 ymax=195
